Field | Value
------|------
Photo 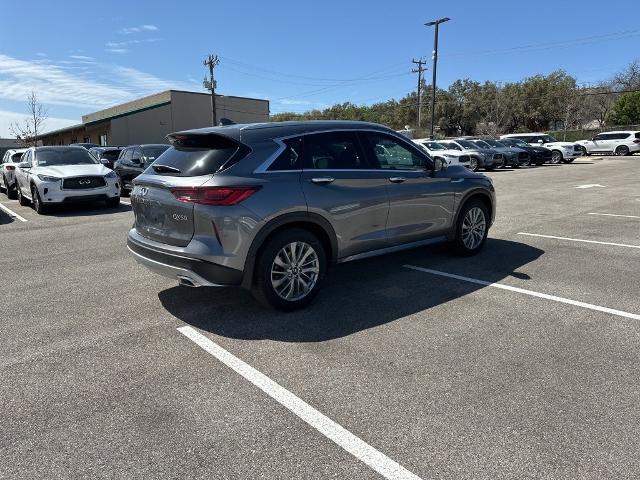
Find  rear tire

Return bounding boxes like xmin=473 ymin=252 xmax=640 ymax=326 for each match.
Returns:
xmin=7 ymin=180 xmax=17 ymax=200
xmin=452 ymin=199 xmax=489 ymax=256
xmin=551 ymin=150 xmax=563 ymax=164
xmin=252 ymin=228 xmax=326 ymax=311
xmin=615 ymin=145 xmax=630 ymax=156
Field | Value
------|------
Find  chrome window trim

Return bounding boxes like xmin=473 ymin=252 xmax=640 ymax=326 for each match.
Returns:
xmin=253 ymin=127 xmax=432 ymax=174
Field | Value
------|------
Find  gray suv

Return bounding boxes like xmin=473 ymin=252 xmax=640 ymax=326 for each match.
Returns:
xmin=127 ymin=121 xmax=496 ymax=310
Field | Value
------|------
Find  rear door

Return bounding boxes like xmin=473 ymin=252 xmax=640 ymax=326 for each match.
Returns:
xmin=300 ymin=131 xmax=390 ymax=258
xmin=361 ymin=131 xmax=455 ymax=245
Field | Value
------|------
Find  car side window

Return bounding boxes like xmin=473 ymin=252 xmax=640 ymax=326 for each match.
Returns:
xmin=122 ymin=148 xmax=133 ymax=162
xmin=443 ymin=142 xmax=461 ymax=151
xmin=593 ymin=134 xmax=606 ymax=141
xmin=268 ymin=137 xmax=303 ymax=171
xmin=132 ymin=147 xmax=142 ymax=162
xmin=362 ymin=132 xmax=428 ymax=170
xmin=22 ymin=151 xmax=32 ymax=166
xmin=302 ymin=131 xmax=368 ymax=170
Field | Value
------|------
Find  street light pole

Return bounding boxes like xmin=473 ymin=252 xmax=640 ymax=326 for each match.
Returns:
xmin=424 ymin=17 xmax=450 ymax=138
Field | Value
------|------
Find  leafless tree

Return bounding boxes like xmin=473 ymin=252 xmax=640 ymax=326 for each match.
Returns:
xmin=10 ymin=91 xmax=47 ymax=147
xmin=613 ymin=59 xmax=640 ymax=90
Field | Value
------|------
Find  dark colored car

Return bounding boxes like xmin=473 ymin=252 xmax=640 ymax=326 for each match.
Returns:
xmin=114 ymin=144 xmax=170 ymax=195
xmin=88 ymin=147 xmax=123 ymax=169
xmin=127 ymin=121 xmax=496 ymax=311
xmin=440 ymin=139 xmax=505 ymax=170
xmin=472 ymin=139 xmax=530 ymax=168
xmin=499 ymin=138 xmax=551 ymax=166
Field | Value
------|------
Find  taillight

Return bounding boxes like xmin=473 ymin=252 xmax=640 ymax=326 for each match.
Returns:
xmin=633 ymin=139 xmax=640 ymax=144
xmin=5 ymin=165 xmax=15 ymax=171
xmin=170 ymin=186 xmax=261 ymax=205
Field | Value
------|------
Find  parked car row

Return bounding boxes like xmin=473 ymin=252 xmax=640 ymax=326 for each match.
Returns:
xmin=413 ymin=132 xmax=590 ymax=172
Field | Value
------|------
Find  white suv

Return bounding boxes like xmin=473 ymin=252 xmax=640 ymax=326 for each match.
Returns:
xmin=413 ymin=139 xmax=473 ymax=169
xmin=15 ymin=146 xmax=120 ymax=214
xmin=500 ymin=133 xmax=582 ymax=163
xmin=577 ymin=131 xmax=640 ymax=156
xmin=1 ymin=148 xmax=27 ymax=199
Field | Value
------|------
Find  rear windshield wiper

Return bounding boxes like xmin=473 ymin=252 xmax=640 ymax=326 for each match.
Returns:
xmin=152 ymin=164 xmax=181 ymax=174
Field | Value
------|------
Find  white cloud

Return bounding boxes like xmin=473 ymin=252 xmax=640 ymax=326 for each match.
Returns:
xmin=119 ymin=24 xmax=158 ymax=34
xmin=0 ymin=53 xmax=195 ymax=111
xmin=105 ymin=38 xmax=160 ymax=49
xmin=105 ymin=48 xmax=129 ymax=54
xmin=0 ymin=109 xmax=78 ymax=137
xmin=69 ymin=55 xmax=94 ymax=61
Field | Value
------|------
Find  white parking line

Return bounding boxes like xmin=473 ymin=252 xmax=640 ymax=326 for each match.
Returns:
xmin=404 ymin=266 xmax=640 ymax=321
xmin=177 ymin=326 xmax=422 ymax=480
xmin=517 ymin=232 xmax=640 ymax=249
xmin=0 ymin=202 xmax=27 ymax=222
xmin=588 ymin=212 xmax=640 ymax=219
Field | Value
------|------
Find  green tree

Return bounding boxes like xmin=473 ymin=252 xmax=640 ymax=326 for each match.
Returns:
xmin=608 ymin=91 xmax=640 ymax=125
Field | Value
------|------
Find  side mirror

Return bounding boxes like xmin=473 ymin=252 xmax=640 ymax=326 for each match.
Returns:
xmin=433 ymin=157 xmax=446 ymax=172
xmin=18 ymin=162 xmax=31 ymax=169
xmin=537 ymin=139 xmax=544 ymax=144
xmin=100 ymin=158 xmax=110 ymax=165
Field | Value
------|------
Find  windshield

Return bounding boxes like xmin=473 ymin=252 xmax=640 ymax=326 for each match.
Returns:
xmin=424 ymin=142 xmax=446 ymax=150
xmin=35 ymin=148 xmax=98 ymax=167
xmin=473 ymin=140 xmax=492 ymax=149
xmin=456 ymin=140 xmax=477 ymax=149
xmin=541 ymin=135 xmax=558 ymax=143
xmin=485 ymin=139 xmax=506 ymax=148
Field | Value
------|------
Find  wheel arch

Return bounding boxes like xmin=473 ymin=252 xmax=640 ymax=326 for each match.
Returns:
xmin=448 ymin=189 xmax=494 ymax=241
xmin=241 ymin=212 xmax=338 ymax=289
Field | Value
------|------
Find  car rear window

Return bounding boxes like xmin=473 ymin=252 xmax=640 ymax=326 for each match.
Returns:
xmin=150 ymin=134 xmax=249 ymax=177
xmin=10 ymin=152 xmax=24 ymax=162
xmin=101 ymin=150 xmax=120 ymax=161
xmin=142 ymin=146 xmax=169 ymax=161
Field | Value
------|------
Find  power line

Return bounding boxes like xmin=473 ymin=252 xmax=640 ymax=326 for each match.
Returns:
xmin=443 ymin=29 xmax=640 ymax=59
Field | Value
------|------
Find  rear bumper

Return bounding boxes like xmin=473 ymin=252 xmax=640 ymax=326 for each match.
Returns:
xmin=127 ymin=234 xmax=243 ymax=287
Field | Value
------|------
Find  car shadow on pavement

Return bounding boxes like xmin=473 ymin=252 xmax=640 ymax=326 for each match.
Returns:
xmin=0 ymin=209 xmax=15 ymax=225
xmin=159 ymin=238 xmax=544 ymax=343
xmin=44 ymin=202 xmax=132 ymax=217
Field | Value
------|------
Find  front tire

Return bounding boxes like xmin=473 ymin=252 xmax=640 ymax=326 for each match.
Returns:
xmin=452 ymin=199 xmax=489 ymax=256
xmin=17 ymin=185 xmax=29 ymax=206
xmin=551 ymin=150 xmax=563 ymax=164
xmin=615 ymin=145 xmax=630 ymax=156
xmin=252 ymin=228 xmax=326 ymax=311
xmin=31 ymin=185 xmax=47 ymax=214
xmin=468 ymin=157 xmax=479 ymax=172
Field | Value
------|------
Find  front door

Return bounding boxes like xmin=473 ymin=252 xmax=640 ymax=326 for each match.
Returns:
xmin=360 ymin=131 xmax=455 ymax=245
xmin=300 ymin=131 xmax=390 ymax=258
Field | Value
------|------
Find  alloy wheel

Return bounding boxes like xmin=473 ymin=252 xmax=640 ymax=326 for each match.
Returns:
xmin=270 ymin=241 xmax=320 ymax=301
xmin=616 ymin=146 xmax=629 ymax=156
xmin=469 ymin=157 xmax=478 ymax=171
xmin=461 ymin=207 xmax=486 ymax=250
xmin=551 ymin=151 xmax=562 ymax=164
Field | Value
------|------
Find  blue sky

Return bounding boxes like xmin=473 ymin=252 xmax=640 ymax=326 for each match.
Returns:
xmin=1 ymin=0 xmax=639 ymax=136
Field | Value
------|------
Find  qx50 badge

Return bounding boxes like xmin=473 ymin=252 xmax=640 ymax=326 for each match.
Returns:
xmin=139 ymin=187 xmax=148 ymax=196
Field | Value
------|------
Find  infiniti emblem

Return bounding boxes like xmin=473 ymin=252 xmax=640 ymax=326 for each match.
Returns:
xmin=79 ymin=179 xmax=91 ymax=185
xmin=140 ymin=187 xmax=148 ymax=196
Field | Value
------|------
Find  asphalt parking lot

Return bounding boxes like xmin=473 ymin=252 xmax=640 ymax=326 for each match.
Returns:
xmin=1 ymin=156 xmax=639 ymax=479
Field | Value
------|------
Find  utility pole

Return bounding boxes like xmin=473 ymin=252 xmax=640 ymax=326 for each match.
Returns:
xmin=424 ymin=17 xmax=450 ymax=138
xmin=411 ymin=58 xmax=427 ymax=129
xmin=203 ymin=54 xmax=220 ymax=127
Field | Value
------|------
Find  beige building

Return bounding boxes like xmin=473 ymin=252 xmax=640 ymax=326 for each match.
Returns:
xmin=40 ymin=90 xmax=269 ymax=146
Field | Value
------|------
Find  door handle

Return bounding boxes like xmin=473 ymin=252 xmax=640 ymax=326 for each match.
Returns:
xmin=388 ymin=177 xmax=406 ymax=183
xmin=311 ymin=177 xmax=335 ymax=185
